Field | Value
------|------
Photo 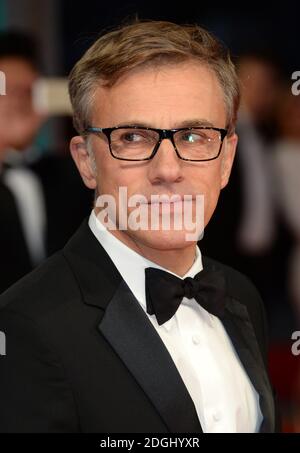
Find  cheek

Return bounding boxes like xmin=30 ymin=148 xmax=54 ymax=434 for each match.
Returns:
xmin=195 ymin=167 xmax=223 ymax=225
xmin=96 ymin=154 xmax=146 ymax=196
xmin=203 ymin=187 xmax=221 ymax=226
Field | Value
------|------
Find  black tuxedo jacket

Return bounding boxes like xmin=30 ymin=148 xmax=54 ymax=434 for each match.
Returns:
xmin=0 ymin=219 xmax=277 ymax=433
xmin=0 ymin=179 xmax=32 ymax=293
xmin=0 ymin=154 xmax=92 ymax=294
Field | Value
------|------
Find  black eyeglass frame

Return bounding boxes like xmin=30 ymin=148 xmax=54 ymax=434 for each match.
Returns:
xmin=84 ymin=125 xmax=228 ymax=162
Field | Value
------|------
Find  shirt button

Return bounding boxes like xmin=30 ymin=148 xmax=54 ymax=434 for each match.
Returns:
xmin=212 ymin=411 xmax=222 ymax=422
xmin=192 ymin=334 xmax=201 ymax=345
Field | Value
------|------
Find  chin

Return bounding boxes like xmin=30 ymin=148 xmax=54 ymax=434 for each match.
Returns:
xmin=127 ymin=228 xmax=199 ymax=251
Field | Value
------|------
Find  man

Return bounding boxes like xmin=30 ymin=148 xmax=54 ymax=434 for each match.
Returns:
xmin=202 ymin=52 xmax=292 ymax=333
xmin=202 ymin=52 xmax=280 ymax=292
xmin=0 ymin=21 xmax=276 ymax=433
xmin=0 ymin=31 xmax=46 ymax=291
xmin=0 ymin=31 xmax=92 ymax=293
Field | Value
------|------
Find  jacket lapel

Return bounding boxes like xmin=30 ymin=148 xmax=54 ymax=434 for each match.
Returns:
xmin=201 ymin=256 xmax=275 ymax=433
xmin=63 ymin=220 xmax=202 ymax=433
xmin=222 ymin=299 xmax=275 ymax=432
xmin=98 ymin=279 xmax=202 ymax=433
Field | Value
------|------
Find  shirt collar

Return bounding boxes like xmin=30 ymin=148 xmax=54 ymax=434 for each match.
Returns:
xmin=88 ymin=209 xmax=203 ymax=321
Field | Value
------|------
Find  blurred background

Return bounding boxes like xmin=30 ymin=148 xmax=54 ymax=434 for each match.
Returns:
xmin=0 ymin=0 xmax=300 ymax=432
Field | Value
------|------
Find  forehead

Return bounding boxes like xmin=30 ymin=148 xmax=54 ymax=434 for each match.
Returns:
xmin=92 ymin=62 xmax=227 ymax=128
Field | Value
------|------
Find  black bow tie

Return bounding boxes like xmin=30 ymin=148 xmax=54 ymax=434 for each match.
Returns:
xmin=145 ymin=267 xmax=226 ymax=326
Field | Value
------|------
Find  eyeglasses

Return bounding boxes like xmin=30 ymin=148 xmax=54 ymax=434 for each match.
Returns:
xmin=84 ymin=125 xmax=228 ymax=162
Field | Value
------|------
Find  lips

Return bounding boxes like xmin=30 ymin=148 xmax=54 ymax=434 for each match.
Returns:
xmin=145 ymin=195 xmax=194 ymax=204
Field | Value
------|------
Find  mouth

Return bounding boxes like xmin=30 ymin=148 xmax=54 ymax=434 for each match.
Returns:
xmin=144 ymin=195 xmax=195 ymax=205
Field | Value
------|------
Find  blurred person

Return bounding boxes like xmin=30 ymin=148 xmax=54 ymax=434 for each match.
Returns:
xmin=202 ymin=52 xmax=287 ymax=311
xmin=273 ymin=90 xmax=300 ymax=323
xmin=0 ymin=31 xmax=47 ymax=292
xmin=0 ymin=31 xmax=92 ymax=293
xmin=237 ymin=53 xmax=282 ymax=140
xmin=0 ymin=21 xmax=277 ymax=433
xmin=0 ymin=32 xmax=44 ymax=155
xmin=234 ymin=53 xmax=280 ymax=256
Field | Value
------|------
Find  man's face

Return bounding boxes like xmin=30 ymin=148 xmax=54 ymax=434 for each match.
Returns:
xmin=0 ymin=57 xmax=44 ymax=152
xmin=71 ymin=62 xmax=237 ymax=252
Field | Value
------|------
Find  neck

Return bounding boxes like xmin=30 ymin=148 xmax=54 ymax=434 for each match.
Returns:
xmin=108 ymin=228 xmax=197 ymax=277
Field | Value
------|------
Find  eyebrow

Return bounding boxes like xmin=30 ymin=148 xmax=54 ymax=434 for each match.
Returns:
xmin=115 ymin=118 xmax=216 ymax=129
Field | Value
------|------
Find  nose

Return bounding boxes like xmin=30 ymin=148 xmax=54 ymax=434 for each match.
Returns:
xmin=147 ymin=137 xmax=184 ymax=185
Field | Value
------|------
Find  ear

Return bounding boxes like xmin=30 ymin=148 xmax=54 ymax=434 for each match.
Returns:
xmin=70 ymin=135 xmax=97 ymax=190
xmin=220 ymin=133 xmax=238 ymax=189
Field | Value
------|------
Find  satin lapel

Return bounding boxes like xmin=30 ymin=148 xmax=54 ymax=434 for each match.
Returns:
xmin=222 ymin=298 xmax=275 ymax=433
xmin=98 ymin=280 xmax=202 ymax=434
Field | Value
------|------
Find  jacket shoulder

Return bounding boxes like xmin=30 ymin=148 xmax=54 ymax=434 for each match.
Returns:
xmin=0 ymin=251 xmax=81 ymax=321
xmin=202 ymin=255 xmax=268 ymax=348
xmin=203 ymin=255 xmax=264 ymax=306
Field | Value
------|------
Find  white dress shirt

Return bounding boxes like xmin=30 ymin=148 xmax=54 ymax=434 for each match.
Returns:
xmin=2 ymin=149 xmax=46 ymax=265
xmin=237 ymin=112 xmax=275 ymax=253
xmin=3 ymin=166 xmax=46 ymax=265
xmin=89 ymin=210 xmax=262 ymax=433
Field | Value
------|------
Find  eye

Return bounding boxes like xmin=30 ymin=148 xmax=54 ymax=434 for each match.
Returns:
xmin=122 ymin=132 xmax=144 ymax=143
xmin=115 ymin=129 xmax=158 ymax=146
xmin=182 ymin=132 xmax=198 ymax=143
xmin=180 ymin=131 xmax=209 ymax=144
